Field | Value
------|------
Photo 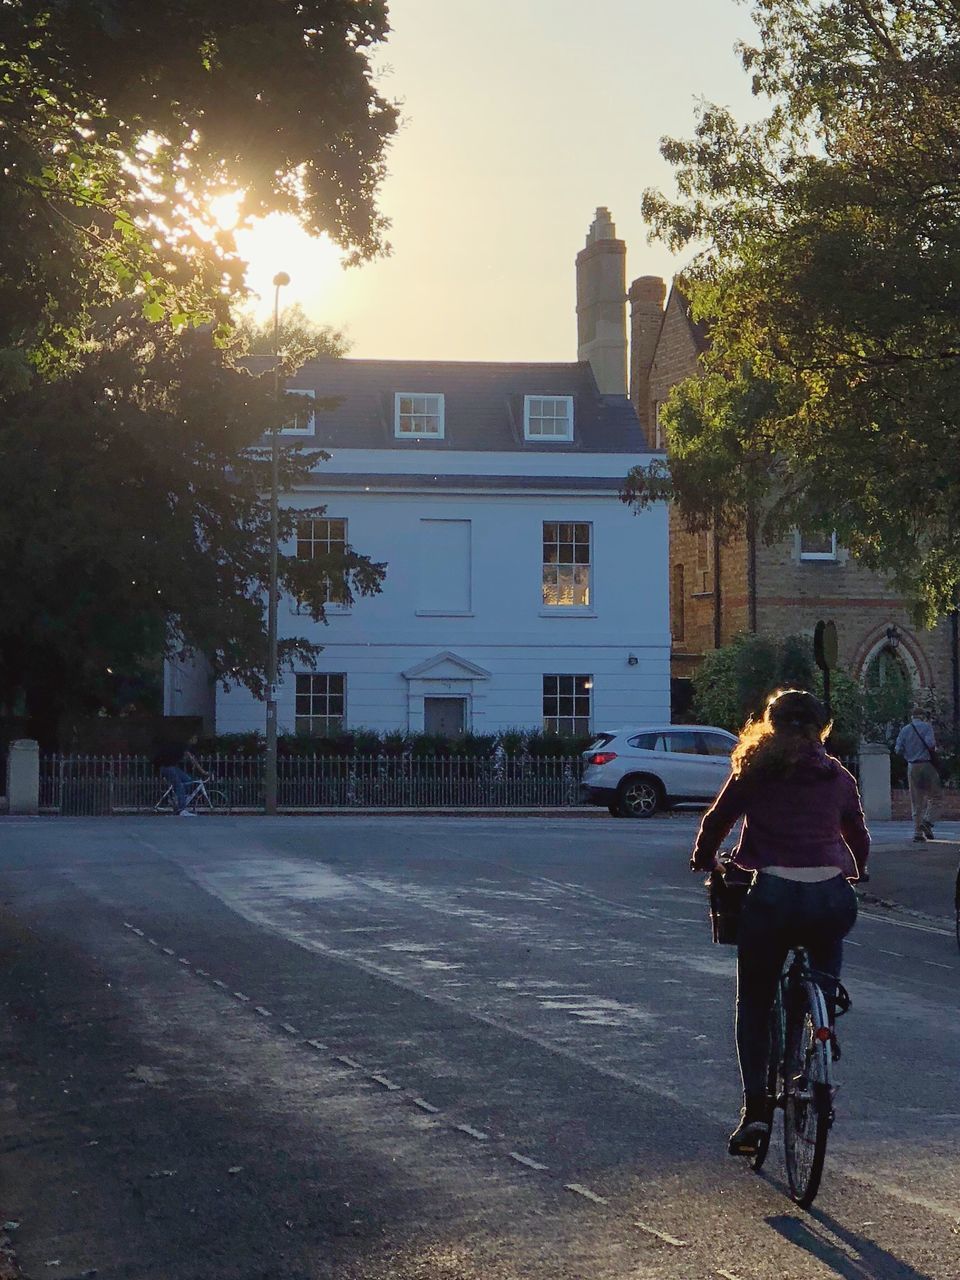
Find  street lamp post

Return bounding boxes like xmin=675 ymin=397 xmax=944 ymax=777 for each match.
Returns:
xmin=264 ymin=271 xmax=290 ymax=816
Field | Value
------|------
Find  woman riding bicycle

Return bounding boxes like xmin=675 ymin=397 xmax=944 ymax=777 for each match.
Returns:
xmin=690 ymin=688 xmax=869 ymax=1156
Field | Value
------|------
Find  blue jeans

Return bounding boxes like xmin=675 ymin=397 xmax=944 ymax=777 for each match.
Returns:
xmin=736 ymin=873 xmax=858 ymax=1098
xmin=160 ymin=766 xmax=192 ymax=813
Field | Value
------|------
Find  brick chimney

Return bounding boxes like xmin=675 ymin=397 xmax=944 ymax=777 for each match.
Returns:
xmin=576 ymin=208 xmax=627 ymax=396
xmin=628 ymin=274 xmax=666 ymax=438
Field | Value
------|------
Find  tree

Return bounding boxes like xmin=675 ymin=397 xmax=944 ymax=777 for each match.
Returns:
xmin=623 ymin=1 xmax=960 ymax=623
xmin=0 ymin=3 xmax=396 ymax=740
xmin=692 ymin=633 xmax=862 ymax=757
xmin=234 ymin=303 xmax=349 ymax=365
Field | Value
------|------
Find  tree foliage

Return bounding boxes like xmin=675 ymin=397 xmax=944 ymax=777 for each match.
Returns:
xmin=0 ymin=2 xmax=396 ymax=738
xmin=623 ymin=1 xmax=960 ymax=622
xmin=692 ymin=632 xmax=862 ymax=756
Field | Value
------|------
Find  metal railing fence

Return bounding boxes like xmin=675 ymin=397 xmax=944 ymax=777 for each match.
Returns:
xmin=38 ymin=753 xmax=584 ymax=815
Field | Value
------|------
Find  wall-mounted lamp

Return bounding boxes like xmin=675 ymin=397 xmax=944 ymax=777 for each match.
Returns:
xmin=627 ymin=653 xmax=639 ymax=666
xmin=885 ymin=625 xmax=901 ymax=650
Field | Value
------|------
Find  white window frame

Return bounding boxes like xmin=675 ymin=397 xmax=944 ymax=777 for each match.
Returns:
xmin=797 ymin=530 xmax=838 ymax=561
xmin=279 ymin=388 xmax=316 ymax=436
xmin=523 ymin=395 xmax=574 ymax=441
xmin=295 ymin=517 xmax=350 ymax=613
xmin=294 ymin=672 xmax=346 ymax=736
xmin=542 ymin=673 xmax=593 ymax=736
xmin=541 ymin=520 xmax=593 ymax=611
xmin=394 ymin=392 xmax=445 ymax=439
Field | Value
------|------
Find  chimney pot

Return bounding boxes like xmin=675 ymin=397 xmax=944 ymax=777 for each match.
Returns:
xmin=628 ymin=275 xmax=667 ymax=442
xmin=576 ymin=209 xmax=627 ymax=395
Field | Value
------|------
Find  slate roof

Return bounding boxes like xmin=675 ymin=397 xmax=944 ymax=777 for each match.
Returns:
xmin=249 ymin=356 xmax=646 ymax=454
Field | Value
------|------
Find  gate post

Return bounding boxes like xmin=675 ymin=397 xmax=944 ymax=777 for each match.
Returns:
xmin=858 ymin=741 xmax=891 ymax=821
xmin=7 ymin=739 xmax=40 ymax=815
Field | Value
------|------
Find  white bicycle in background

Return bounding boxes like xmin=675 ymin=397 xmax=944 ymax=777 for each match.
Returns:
xmin=155 ymin=776 xmax=228 ymax=814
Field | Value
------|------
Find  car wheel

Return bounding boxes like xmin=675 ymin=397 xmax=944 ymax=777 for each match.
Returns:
xmin=614 ymin=775 xmax=662 ymax=818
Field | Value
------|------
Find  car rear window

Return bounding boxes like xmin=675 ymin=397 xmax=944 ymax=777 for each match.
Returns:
xmin=627 ymin=732 xmax=660 ymax=750
xmin=698 ymin=731 xmax=735 ymax=757
xmin=587 ymin=734 xmax=615 ymax=751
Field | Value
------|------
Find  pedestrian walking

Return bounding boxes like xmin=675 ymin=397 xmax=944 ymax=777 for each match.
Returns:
xmin=894 ymin=708 xmax=941 ymax=842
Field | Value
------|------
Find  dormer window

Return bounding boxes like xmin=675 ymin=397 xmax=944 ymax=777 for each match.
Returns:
xmin=395 ymin=393 xmax=444 ymax=439
xmin=279 ymin=388 xmax=315 ymax=435
xmin=524 ymin=395 xmax=573 ymax=441
xmin=798 ymin=530 xmax=838 ymax=561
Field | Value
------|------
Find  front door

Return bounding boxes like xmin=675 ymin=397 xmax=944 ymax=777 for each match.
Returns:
xmin=424 ymin=697 xmax=466 ymax=737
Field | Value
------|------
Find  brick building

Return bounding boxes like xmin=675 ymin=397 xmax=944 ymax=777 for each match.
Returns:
xmin=625 ymin=270 xmax=960 ymax=735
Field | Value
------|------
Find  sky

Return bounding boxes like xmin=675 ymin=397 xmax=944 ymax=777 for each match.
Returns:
xmin=236 ymin=0 xmax=761 ymax=363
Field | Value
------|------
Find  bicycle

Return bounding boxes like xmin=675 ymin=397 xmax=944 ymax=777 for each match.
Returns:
xmin=750 ymin=946 xmax=850 ymax=1207
xmin=155 ymin=776 xmax=228 ymax=814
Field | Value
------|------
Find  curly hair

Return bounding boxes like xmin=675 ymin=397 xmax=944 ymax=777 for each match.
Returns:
xmin=731 ymin=688 xmax=832 ymax=780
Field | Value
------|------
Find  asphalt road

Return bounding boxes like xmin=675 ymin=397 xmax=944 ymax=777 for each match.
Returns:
xmin=0 ymin=814 xmax=957 ymax=1280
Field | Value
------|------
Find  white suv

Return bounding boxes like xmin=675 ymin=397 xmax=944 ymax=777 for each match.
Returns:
xmin=580 ymin=724 xmax=736 ymax=818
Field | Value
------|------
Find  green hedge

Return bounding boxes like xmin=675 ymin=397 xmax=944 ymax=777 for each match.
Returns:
xmin=196 ymin=727 xmax=594 ymax=760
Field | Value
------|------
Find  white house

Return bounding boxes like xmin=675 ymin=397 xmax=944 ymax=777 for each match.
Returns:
xmin=166 ymin=209 xmax=670 ymax=737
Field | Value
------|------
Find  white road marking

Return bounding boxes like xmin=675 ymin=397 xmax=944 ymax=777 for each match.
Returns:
xmin=233 ymin=992 xmax=250 ymax=1002
xmin=178 ymin=957 xmax=191 ymax=965
xmin=254 ymin=1006 xmax=272 ymax=1017
xmin=453 ymin=1123 xmax=488 ymax=1141
xmin=634 ymin=1221 xmax=687 ymax=1247
xmin=878 ymin=950 xmax=905 ymax=958
xmin=564 ymin=1183 xmax=607 ymax=1205
xmin=304 ymin=1038 xmax=327 ymax=1050
xmin=147 ymin=939 xmax=159 ymax=946
xmin=924 ymin=961 xmax=954 ymax=970
xmin=161 ymin=947 xmax=174 ymax=956
xmin=335 ymin=1055 xmax=362 ymax=1069
xmin=412 ymin=1098 xmax=440 ymax=1114
xmin=509 ymin=1151 xmax=549 ymax=1171
xmin=369 ymin=1074 xmax=401 ymax=1091
xmin=280 ymin=1023 xmax=299 ymax=1035
xmin=195 ymin=968 xmax=209 ymax=977
xmin=211 ymin=979 xmax=227 ymax=988
xmin=858 ymin=910 xmax=953 ymax=938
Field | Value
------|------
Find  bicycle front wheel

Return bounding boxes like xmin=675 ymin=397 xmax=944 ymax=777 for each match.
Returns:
xmin=782 ymin=982 xmax=832 ymax=1207
xmin=205 ymin=789 xmax=228 ymax=812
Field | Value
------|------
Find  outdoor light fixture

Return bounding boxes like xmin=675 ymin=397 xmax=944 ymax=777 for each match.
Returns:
xmin=627 ymin=653 xmax=639 ymax=666
xmin=885 ymin=625 xmax=901 ymax=650
xmin=264 ymin=271 xmax=291 ymax=816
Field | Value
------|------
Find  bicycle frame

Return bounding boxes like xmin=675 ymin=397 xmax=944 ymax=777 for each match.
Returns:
xmin=155 ymin=777 xmax=218 ymax=813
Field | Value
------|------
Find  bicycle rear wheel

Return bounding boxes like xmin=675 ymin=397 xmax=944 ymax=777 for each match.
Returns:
xmin=782 ymin=982 xmax=832 ymax=1207
xmin=750 ymin=986 xmax=783 ymax=1173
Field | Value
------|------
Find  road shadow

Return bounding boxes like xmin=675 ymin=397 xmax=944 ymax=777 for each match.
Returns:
xmin=766 ymin=1209 xmax=938 ymax=1280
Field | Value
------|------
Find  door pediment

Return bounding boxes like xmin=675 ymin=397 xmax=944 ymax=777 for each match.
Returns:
xmin=402 ymin=651 xmax=491 ymax=681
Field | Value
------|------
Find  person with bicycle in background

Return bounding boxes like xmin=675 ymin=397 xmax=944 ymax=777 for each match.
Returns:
xmin=153 ymin=731 xmax=209 ymax=817
xmin=690 ymin=689 xmax=870 ymax=1157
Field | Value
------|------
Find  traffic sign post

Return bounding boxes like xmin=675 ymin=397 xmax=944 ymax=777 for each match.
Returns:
xmin=813 ymin=619 xmax=838 ymax=722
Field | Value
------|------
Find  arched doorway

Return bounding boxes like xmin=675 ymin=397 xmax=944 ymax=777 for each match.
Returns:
xmin=862 ymin=641 xmax=913 ymax=747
